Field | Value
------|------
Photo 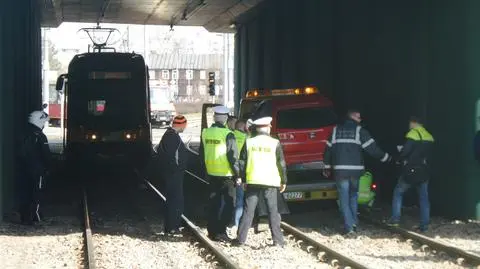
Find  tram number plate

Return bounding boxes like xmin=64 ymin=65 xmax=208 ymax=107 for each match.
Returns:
xmin=283 ymin=192 xmax=304 ymax=200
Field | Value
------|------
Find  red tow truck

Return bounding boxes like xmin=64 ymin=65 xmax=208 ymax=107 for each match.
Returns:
xmin=238 ymin=87 xmax=338 ymax=202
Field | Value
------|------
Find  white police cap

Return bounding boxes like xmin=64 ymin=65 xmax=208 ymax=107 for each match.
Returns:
xmin=213 ymin=105 xmax=230 ymax=115
xmin=252 ymin=116 xmax=272 ymax=126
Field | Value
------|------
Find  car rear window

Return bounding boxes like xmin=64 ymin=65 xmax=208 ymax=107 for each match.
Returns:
xmin=277 ymin=107 xmax=337 ymax=129
xmin=240 ymin=100 xmax=272 ymax=121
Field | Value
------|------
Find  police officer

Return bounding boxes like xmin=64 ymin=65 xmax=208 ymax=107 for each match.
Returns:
xmin=233 ymin=117 xmax=287 ymax=247
xmin=200 ymin=106 xmax=240 ymax=242
xmin=15 ymin=110 xmax=51 ymax=225
xmin=156 ymin=115 xmax=189 ymax=235
xmin=387 ymin=116 xmax=434 ymax=232
xmin=219 ymin=115 xmax=238 ymax=222
xmin=230 ymin=119 xmax=247 ymax=235
xmin=323 ymin=109 xmax=391 ymax=235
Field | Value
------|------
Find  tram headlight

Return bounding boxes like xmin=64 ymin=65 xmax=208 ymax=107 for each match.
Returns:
xmin=125 ymin=133 xmax=132 ymax=139
xmin=91 ymin=134 xmax=97 ymax=140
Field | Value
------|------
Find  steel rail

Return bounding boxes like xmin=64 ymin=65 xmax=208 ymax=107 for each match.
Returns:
xmin=140 ymin=177 xmax=241 ymax=269
xmin=280 ymin=222 xmax=372 ymax=269
xmin=166 ymin=163 xmax=370 ymax=269
xmin=82 ymin=188 xmax=96 ymax=269
xmin=183 ymin=143 xmax=210 ymax=184
xmin=359 ymin=215 xmax=480 ymax=267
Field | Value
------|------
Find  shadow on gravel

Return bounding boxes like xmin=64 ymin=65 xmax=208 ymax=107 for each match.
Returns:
xmin=2 ymin=153 xmax=210 ymax=244
xmin=366 ymin=205 xmax=480 ymax=243
xmin=364 ymin=254 xmax=458 ymax=264
xmin=283 ymin=204 xmax=480 ymax=245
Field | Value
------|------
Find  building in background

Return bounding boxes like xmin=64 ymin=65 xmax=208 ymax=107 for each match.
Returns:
xmin=148 ymin=53 xmax=224 ymax=103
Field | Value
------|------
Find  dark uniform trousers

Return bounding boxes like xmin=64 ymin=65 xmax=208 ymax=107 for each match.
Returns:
xmin=237 ymin=186 xmax=284 ymax=245
xmin=207 ymin=176 xmax=235 ymax=237
xmin=163 ymin=171 xmax=184 ymax=232
xmin=18 ymin=174 xmax=44 ymax=224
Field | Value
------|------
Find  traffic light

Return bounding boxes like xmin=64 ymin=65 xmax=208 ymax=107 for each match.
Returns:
xmin=208 ymin=71 xmax=215 ymax=96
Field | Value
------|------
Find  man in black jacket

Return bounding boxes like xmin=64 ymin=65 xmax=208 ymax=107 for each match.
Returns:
xmin=387 ymin=116 xmax=434 ymax=232
xmin=323 ymin=109 xmax=391 ymax=235
xmin=15 ymin=110 xmax=51 ymax=225
xmin=156 ymin=115 xmax=189 ymax=235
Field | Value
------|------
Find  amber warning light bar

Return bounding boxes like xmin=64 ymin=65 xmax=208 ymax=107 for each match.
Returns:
xmin=246 ymin=87 xmax=319 ymax=98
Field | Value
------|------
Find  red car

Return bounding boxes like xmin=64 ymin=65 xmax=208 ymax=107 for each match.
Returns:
xmin=238 ymin=87 xmax=338 ymax=202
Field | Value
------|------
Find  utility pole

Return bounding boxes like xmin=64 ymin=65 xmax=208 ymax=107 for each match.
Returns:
xmin=42 ymin=28 xmax=50 ymax=113
xmin=143 ymin=25 xmax=150 ymax=64
xmin=223 ymin=33 xmax=228 ymax=107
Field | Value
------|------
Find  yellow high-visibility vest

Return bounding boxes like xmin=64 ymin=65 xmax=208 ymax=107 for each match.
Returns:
xmin=201 ymin=127 xmax=233 ymax=177
xmin=233 ymin=130 xmax=247 ymax=156
xmin=246 ymin=135 xmax=281 ymax=187
xmin=406 ymin=126 xmax=434 ymax=142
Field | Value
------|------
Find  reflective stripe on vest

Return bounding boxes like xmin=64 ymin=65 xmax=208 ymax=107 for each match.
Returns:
xmin=331 ymin=126 xmax=362 ymax=145
xmin=233 ymin=130 xmax=247 ymax=156
xmin=201 ymin=127 xmax=233 ymax=177
xmin=246 ymin=135 xmax=281 ymax=187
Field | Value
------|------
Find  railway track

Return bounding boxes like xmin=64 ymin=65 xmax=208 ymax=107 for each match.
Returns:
xmin=281 ymin=222 xmax=371 ymax=269
xmin=79 ymin=168 xmax=241 ymax=269
xmin=182 ymin=163 xmax=371 ymax=268
xmin=184 ymin=144 xmax=480 ymax=268
xmin=82 ymin=188 xmax=96 ymax=269
xmin=359 ymin=213 xmax=480 ymax=267
xmin=139 ymin=177 xmax=241 ymax=269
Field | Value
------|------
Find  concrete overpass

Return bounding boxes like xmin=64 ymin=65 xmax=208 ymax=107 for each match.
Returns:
xmin=1 ymin=0 xmax=479 ymax=220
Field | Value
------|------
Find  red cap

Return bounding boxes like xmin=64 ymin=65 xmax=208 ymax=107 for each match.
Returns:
xmin=172 ymin=115 xmax=187 ymax=128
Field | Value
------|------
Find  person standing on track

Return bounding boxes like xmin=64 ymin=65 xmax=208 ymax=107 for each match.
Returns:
xmin=229 ymin=119 xmax=247 ymax=235
xmin=386 ymin=116 xmax=434 ymax=232
xmin=14 ymin=110 xmax=51 ymax=225
xmin=233 ymin=117 xmax=287 ymax=247
xmin=156 ymin=115 xmax=189 ymax=235
xmin=323 ymin=109 xmax=391 ymax=236
xmin=200 ymin=106 xmax=240 ymax=242
xmin=219 ymin=115 xmax=238 ymax=222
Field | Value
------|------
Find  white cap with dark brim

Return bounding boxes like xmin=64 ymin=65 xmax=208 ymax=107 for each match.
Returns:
xmin=213 ymin=105 xmax=230 ymax=115
xmin=253 ymin=116 xmax=272 ymax=127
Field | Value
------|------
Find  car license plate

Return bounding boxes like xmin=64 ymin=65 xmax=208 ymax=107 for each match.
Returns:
xmin=283 ymin=192 xmax=304 ymax=200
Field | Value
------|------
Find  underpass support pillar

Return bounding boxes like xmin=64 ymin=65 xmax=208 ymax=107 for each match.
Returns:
xmin=0 ymin=0 xmax=42 ymax=219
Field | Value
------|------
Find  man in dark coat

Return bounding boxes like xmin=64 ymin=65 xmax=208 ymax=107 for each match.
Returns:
xmin=156 ymin=115 xmax=189 ymax=235
xmin=323 ymin=109 xmax=391 ymax=235
xmin=15 ymin=110 xmax=51 ymax=225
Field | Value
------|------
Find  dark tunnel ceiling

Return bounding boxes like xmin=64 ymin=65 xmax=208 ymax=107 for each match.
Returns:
xmin=40 ymin=0 xmax=263 ymax=32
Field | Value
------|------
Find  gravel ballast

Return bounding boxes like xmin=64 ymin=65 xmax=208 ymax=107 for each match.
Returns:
xmin=0 ymin=217 xmax=83 ymax=269
xmin=374 ymin=206 xmax=480 ymax=256
xmin=92 ymin=218 xmax=214 ymax=269
xmin=199 ymin=225 xmax=333 ymax=269
xmin=285 ymin=209 xmax=469 ymax=269
xmin=88 ymin=175 xmax=215 ymax=269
